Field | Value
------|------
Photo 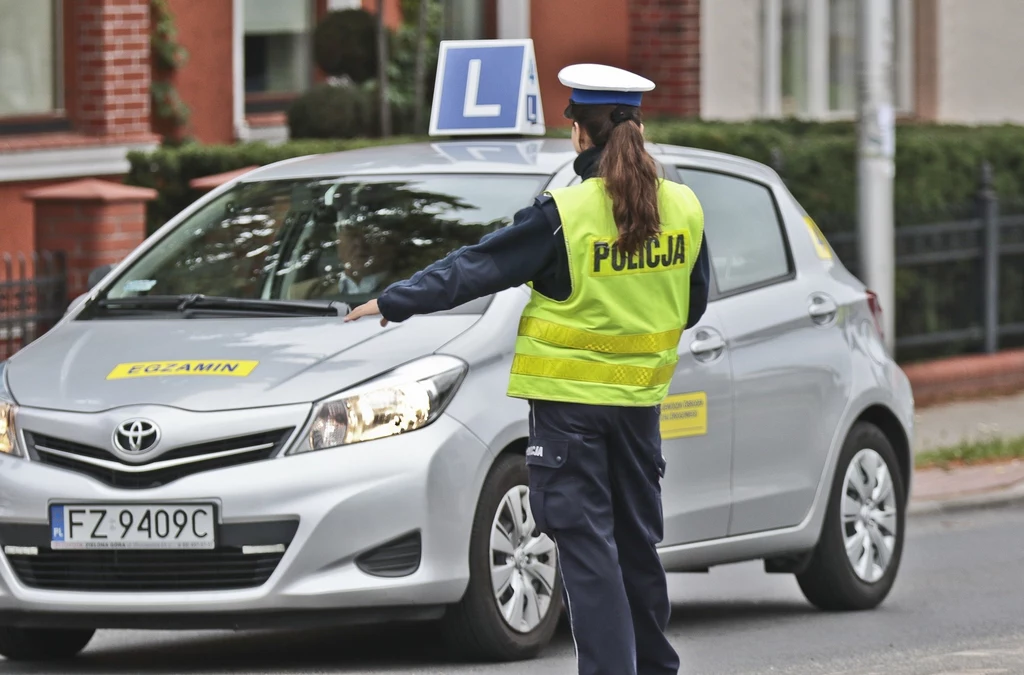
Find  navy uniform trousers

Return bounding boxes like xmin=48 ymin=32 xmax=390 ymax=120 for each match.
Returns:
xmin=526 ymin=399 xmax=679 ymax=675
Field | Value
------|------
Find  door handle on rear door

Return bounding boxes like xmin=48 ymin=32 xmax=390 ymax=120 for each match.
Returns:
xmin=689 ymin=330 xmax=726 ymax=361
xmin=808 ymin=293 xmax=838 ymax=325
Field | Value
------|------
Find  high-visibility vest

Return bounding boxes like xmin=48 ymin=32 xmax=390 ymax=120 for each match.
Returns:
xmin=506 ymin=177 xmax=704 ymax=407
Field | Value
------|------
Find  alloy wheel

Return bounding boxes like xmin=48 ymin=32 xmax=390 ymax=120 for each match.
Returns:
xmin=489 ymin=485 xmax=558 ymax=633
xmin=841 ymin=448 xmax=899 ymax=583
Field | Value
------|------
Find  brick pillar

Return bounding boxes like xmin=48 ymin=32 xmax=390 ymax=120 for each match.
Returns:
xmin=75 ymin=0 xmax=152 ymax=138
xmin=25 ymin=180 xmax=156 ymax=299
xmin=629 ymin=0 xmax=701 ymax=118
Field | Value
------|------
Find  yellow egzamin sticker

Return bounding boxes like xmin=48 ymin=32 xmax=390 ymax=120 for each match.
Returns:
xmin=107 ymin=360 xmax=259 ymax=380
xmin=660 ymin=392 xmax=708 ymax=439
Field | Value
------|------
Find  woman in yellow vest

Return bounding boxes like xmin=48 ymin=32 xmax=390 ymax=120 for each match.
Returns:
xmin=347 ymin=64 xmax=708 ymax=675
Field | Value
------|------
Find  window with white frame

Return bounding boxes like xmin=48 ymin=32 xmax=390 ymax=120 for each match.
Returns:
xmin=764 ymin=0 xmax=913 ymax=119
xmin=243 ymin=0 xmax=315 ymax=112
xmin=0 ymin=0 xmax=61 ymax=118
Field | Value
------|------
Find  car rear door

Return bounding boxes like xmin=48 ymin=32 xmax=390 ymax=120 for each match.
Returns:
xmin=671 ymin=164 xmax=852 ymax=537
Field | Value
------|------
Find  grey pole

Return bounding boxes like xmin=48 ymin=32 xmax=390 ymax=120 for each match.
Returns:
xmin=979 ymin=161 xmax=1000 ymax=354
xmin=856 ymin=0 xmax=897 ymax=352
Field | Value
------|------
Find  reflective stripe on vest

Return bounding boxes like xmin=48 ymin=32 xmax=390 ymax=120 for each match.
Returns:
xmin=518 ymin=316 xmax=684 ymax=355
xmin=511 ymin=354 xmax=677 ymax=388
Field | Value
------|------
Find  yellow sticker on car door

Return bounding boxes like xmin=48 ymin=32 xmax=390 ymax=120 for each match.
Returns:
xmin=660 ymin=392 xmax=708 ymax=439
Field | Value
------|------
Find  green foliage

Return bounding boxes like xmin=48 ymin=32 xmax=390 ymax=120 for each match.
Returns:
xmin=287 ymin=83 xmax=378 ymax=140
xmin=386 ymin=0 xmax=444 ymax=119
xmin=150 ymin=0 xmax=191 ymax=144
xmin=642 ymin=120 xmax=1024 ymax=234
xmin=292 ymin=1 xmax=442 ymax=140
xmin=915 ymin=435 xmax=1024 ymax=470
xmin=287 ymin=82 xmax=417 ymax=140
xmin=313 ymin=9 xmax=380 ymax=83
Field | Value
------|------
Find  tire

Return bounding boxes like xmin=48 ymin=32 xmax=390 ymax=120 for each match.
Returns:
xmin=441 ymin=452 xmax=563 ymax=662
xmin=797 ymin=421 xmax=906 ymax=611
xmin=0 ymin=627 xmax=95 ymax=661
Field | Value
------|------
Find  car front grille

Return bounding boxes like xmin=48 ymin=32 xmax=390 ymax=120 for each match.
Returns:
xmin=25 ymin=428 xmax=294 ymax=489
xmin=8 ymin=547 xmax=285 ymax=592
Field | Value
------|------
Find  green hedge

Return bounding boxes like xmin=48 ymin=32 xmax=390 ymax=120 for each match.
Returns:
xmin=125 ymin=121 xmax=1024 ymax=236
xmin=641 ymin=120 xmax=1024 ymax=230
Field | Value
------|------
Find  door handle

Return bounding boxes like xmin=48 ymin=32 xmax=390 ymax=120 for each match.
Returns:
xmin=689 ymin=331 xmax=726 ymax=357
xmin=808 ymin=294 xmax=838 ymax=324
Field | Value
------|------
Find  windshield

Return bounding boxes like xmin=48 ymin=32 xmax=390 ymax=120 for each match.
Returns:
xmin=103 ymin=174 xmax=548 ymax=307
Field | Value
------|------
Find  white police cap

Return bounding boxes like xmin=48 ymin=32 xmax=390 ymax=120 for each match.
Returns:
xmin=558 ymin=63 xmax=655 ymax=108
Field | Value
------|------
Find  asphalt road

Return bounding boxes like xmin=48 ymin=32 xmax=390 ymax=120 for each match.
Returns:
xmin=3 ymin=502 xmax=1024 ymax=675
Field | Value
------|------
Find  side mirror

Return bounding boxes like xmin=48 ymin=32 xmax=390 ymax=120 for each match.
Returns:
xmin=87 ymin=264 xmax=114 ymax=290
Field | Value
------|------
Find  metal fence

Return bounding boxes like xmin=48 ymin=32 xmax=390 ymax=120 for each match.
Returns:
xmin=823 ymin=164 xmax=1024 ymax=362
xmin=0 ymin=253 xmax=68 ymax=362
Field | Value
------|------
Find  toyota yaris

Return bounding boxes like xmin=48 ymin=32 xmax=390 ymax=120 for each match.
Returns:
xmin=0 ymin=138 xmax=913 ymax=662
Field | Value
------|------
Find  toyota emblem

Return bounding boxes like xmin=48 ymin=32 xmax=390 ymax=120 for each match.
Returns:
xmin=112 ymin=419 xmax=160 ymax=454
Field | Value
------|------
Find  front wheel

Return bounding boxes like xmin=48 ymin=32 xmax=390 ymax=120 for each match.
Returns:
xmin=0 ymin=627 xmax=95 ymax=661
xmin=797 ymin=421 xmax=906 ymax=611
xmin=441 ymin=453 xmax=563 ymax=661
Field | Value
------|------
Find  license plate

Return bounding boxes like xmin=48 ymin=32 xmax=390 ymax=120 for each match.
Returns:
xmin=49 ymin=504 xmax=216 ymax=550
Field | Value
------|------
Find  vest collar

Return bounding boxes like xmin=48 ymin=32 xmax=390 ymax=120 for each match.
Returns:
xmin=573 ymin=146 xmax=603 ymax=181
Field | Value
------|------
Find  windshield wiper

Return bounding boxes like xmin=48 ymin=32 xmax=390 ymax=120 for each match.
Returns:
xmin=95 ymin=295 xmax=350 ymax=318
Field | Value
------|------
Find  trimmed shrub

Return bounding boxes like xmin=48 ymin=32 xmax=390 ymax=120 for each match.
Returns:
xmin=313 ymin=9 xmax=380 ymax=83
xmin=287 ymin=83 xmax=377 ymax=140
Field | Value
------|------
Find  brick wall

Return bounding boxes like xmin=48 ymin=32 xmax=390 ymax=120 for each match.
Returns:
xmin=26 ymin=180 xmax=155 ymax=299
xmin=75 ymin=0 xmax=152 ymax=138
xmin=629 ymin=0 xmax=701 ymax=118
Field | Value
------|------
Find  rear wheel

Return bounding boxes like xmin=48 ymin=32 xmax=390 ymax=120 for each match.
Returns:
xmin=442 ymin=453 xmax=562 ymax=661
xmin=0 ymin=627 xmax=95 ymax=661
xmin=797 ymin=421 xmax=906 ymax=610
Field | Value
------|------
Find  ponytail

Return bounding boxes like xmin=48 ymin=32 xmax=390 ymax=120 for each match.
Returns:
xmin=568 ymin=103 xmax=661 ymax=256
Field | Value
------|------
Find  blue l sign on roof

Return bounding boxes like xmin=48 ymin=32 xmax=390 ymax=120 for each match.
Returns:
xmin=429 ymin=39 xmax=546 ymax=137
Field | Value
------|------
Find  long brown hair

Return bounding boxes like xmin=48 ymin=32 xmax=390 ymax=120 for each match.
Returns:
xmin=567 ymin=102 xmax=661 ymax=255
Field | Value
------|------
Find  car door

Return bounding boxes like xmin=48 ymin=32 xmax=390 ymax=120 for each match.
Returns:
xmin=656 ymin=303 xmax=735 ymax=546
xmin=654 ymin=164 xmax=735 ymax=547
xmin=558 ymin=161 xmax=736 ymax=547
xmin=673 ymin=166 xmax=851 ymax=537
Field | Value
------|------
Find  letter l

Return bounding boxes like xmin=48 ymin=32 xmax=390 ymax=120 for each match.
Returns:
xmin=463 ymin=59 xmax=501 ymax=117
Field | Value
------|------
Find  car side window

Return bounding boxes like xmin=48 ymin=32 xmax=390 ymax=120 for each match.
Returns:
xmin=676 ymin=168 xmax=792 ymax=295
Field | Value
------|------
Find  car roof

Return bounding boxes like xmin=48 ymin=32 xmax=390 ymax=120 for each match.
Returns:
xmin=242 ymin=138 xmax=781 ymax=185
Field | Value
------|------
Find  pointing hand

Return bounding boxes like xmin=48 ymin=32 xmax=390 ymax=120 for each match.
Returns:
xmin=344 ymin=299 xmax=388 ymax=327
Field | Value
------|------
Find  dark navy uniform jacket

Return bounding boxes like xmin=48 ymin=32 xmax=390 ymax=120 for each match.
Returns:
xmin=376 ymin=146 xmax=711 ymax=328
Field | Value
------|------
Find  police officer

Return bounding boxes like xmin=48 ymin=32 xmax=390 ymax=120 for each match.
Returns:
xmin=346 ymin=63 xmax=709 ymax=675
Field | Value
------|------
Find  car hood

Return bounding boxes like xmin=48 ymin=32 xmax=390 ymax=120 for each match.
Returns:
xmin=6 ymin=314 xmax=480 ymax=413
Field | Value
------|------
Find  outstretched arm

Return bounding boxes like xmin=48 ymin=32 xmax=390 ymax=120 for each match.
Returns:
xmin=345 ymin=200 xmax=559 ymax=325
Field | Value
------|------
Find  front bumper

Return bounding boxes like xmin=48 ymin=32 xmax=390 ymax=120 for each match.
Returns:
xmin=0 ymin=409 xmax=490 ymax=627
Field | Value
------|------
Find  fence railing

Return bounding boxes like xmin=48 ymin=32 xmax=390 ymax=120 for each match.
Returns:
xmin=822 ymin=163 xmax=1024 ymax=360
xmin=0 ymin=253 xmax=68 ymax=362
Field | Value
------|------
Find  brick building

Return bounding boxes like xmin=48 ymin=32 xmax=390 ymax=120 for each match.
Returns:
xmin=1 ymin=0 xmax=1022 ymax=286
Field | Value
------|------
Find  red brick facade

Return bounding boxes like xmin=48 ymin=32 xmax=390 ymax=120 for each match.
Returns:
xmin=74 ymin=0 xmax=152 ymax=139
xmin=26 ymin=179 xmax=154 ymax=299
xmin=628 ymin=0 xmax=701 ymax=118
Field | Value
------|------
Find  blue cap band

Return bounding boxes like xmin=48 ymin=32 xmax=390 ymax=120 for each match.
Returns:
xmin=569 ymin=89 xmax=643 ymax=107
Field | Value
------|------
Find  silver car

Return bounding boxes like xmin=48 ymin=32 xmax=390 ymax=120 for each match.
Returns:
xmin=0 ymin=139 xmax=914 ymax=663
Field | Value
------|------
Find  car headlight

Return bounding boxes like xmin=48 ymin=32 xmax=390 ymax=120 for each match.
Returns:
xmin=295 ymin=355 xmax=468 ymax=453
xmin=0 ymin=362 xmax=21 ymax=457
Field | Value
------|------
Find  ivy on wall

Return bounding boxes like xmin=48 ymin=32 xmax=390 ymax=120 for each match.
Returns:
xmin=150 ymin=0 xmax=191 ymax=144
